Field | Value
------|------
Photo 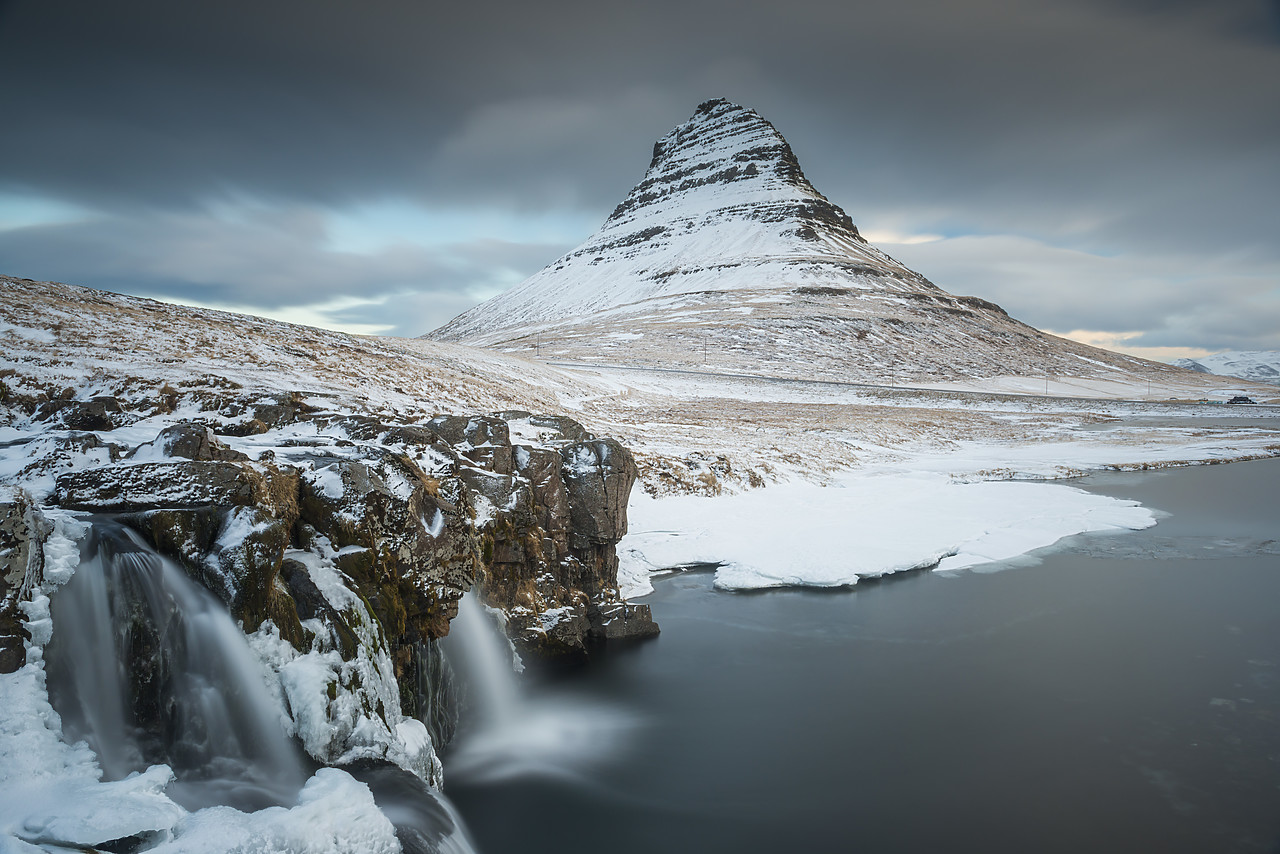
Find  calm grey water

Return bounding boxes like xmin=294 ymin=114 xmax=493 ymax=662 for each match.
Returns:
xmin=447 ymin=458 xmax=1280 ymax=853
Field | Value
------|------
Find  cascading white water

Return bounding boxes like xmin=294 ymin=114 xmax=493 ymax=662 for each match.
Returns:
xmin=446 ymin=594 xmax=521 ymax=727
xmin=441 ymin=592 xmax=639 ymax=784
xmin=46 ymin=523 xmax=308 ymax=811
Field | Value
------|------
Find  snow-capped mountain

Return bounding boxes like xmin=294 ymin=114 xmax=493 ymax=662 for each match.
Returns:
xmin=434 ymin=97 xmax=925 ymax=337
xmin=430 ymin=99 xmax=1210 ymax=390
xmin=1173 ymin=351 xmax=1280 ymax=386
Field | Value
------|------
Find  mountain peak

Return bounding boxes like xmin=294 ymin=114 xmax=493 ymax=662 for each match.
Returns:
xmin=606 ymin=98 xmax=847 ymax=236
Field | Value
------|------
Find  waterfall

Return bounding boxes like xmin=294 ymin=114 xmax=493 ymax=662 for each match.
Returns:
xmin=441 ymin=592 xmax=638 ymax=784
xmin=446 ymin=594 xmax=521 ymax=728
xmin=46 ymin=523 xmax=309 ymax=812
xmin=41 ymin=521 xmax=483 ymax=851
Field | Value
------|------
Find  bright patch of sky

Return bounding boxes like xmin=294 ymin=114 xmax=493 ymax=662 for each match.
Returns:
xmin=150 ymin=293 xmax=395 ymax=337
xmin=324 ymin=199 xmax=599 ymax=255
xmin=1048 ymin=329 xmax=1213 ymax=363
xmin=860 ymin=229 xmax=945 ymax=246
xmin=0 ymin=192 xmax=95 ymax=230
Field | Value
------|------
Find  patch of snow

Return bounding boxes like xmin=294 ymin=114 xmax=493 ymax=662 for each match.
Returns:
xmin=305 ymin=464 xmax=346 ymax=500
xmin=621 ymin=472 xmax=1155 ymax=590
xmin=0 ymin=320 xmax=55 ymax=343
xmin=148 ymin=768 xmax=399 ymax=854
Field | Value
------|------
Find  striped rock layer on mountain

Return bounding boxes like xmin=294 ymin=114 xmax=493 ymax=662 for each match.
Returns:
xmin=430 ymin=99 xmax=1201 ymax=388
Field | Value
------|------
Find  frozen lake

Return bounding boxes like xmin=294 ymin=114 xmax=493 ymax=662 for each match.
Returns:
xmin=447 ymin=458 xmax=1280 ymax=853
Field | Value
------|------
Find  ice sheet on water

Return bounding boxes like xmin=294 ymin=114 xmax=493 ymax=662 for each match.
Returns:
xmin=621 ymin=472 xmax=1156 ymax=591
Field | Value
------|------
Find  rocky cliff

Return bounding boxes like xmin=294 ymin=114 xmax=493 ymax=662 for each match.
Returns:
xmin=0 ymin=369 xmax=656 ymax=786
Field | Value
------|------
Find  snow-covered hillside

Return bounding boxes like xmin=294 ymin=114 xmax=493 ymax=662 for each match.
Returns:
xmin=428 ymin=99 xmax=1230 ymax=393
xmin=1174 ymin=351 xmax=1280 ymax=386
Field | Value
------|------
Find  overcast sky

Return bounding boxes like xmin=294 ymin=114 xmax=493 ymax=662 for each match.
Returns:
xmin=1 ymin=0 xmax=1277 ymax=359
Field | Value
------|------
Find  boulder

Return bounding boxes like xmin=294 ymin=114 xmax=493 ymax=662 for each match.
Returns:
xmin=36 ymin=396 xmax=123 ymax=431
xmin=128 ymin=422 xmax=249 ymax=462
xmin=55 ymin=460 xmax=297 ymax=515
xmin=588 ymin=600 xmax=660 ymax=643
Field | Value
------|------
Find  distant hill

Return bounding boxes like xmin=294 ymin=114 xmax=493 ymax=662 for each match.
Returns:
xmin=1173 ymin=351 xmax=1280 ymax=386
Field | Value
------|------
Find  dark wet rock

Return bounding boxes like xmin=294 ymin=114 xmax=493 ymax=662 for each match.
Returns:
xmin=561 ymin=438 xmax=637 ymax=548
xmin=589 ymin=600 xmax=660 ymax=643
xmin=56 ymin=458 xmax=300 ymax=630
xmin=210 ymin=507 xmax=296 ymax=631
xmin=425 ymin=415 xmax=512 ymax=475
xmin=55 ymin=460 xmax=297 ymax=515
xmin=127 ymin=422 xmax=249 ymax=462
xmin=36 ymin=396 xmax=123 ymax=431
xmin=409 ymin=639 xmax=458 ymax=750
xmin=279 ymin=557 xmax=360 ymax=659
xmin=297 ymin=452 xmax=480 ymax=645
xmin=119 ymin=507 xmax=224 ymax=577
xmin=507 ymin=607 xmax=594 ymax=656
xmin=0 ymin=489 xmax=50 ymax=673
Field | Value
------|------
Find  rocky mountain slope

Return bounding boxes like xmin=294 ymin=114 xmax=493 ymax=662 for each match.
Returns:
xmin=430 ymin=99 xmax=1215 ymax=392
xmin=1174 ymin=351 xmax=1280 ymax=386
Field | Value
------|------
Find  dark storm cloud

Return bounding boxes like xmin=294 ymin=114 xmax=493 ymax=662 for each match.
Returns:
xmin=1077 ymin=0 xmax=1280 ymax=43
xmin=0 ymin=0 xmax=1276 ymax=345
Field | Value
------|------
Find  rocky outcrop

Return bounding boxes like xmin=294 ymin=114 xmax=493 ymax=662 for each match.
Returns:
xmin=57 ymin=460 xmax=296 ymax=514
xmin=294 ymin=448 xmax=480 ymax=673
xmin=453 ymin=417 xmax=658 ymax=655
xmin=27 ymin=405 xmax=653 ymax=758
xmin=35 ymin=396 xmax=123 ymax=432
xmin=0 ymin=489 xmax=51 ymax=673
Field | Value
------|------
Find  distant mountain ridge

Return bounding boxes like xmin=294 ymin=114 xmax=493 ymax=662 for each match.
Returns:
xmin=430 ymin=99 xmax=1242 ymax=393
xmin=1173 ymin=351 xmax=1280 ymax=386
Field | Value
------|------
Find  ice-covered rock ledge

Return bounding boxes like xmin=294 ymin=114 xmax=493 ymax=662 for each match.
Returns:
xmin=2 ymin=400 xmax=652 ymax=753
xmin=618 ymin=471 xmax=1156 ymax=596
xmin=0 ymin=399 xmax=658 ymax=850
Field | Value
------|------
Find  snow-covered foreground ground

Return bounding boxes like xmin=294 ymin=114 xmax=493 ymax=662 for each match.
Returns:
xmin=4 ymin=277 xmax=1280 ymax=852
